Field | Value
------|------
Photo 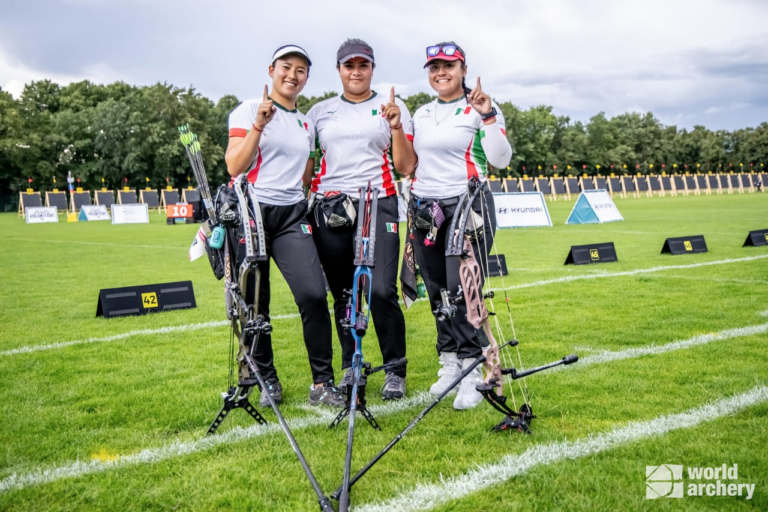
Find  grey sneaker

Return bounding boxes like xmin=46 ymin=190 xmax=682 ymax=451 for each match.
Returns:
xmin=381 ymin=372 xmax=406 ymax=400
xmin=338 ymin=367 xmax=367 ymax=395
xmin=309 ymin=381 xmax=346 ymax=408
xmin=259 ymin=378 xmax=283 ymax=407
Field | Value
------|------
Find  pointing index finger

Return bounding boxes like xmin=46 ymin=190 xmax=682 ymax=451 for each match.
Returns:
xmin=476 ymin=77 xmax=482 ymax=92
xmin=263 ymin=85 xmax=269 ymax=102
xmin=390 ymin=86 xmax=395 ymax=104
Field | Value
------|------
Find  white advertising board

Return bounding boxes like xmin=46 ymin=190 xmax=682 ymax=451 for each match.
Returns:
xmin=493 ymin=192 xmax=553 ymax=228
xmin=25 ymin=206 xmax=59 ymax=224
xmin=112 ymin=203 xmax=149 ymax=224
xmin=79 ymin=205 xmax=111 ymax=221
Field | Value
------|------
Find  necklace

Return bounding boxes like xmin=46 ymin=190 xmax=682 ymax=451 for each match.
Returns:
xmin=433 ymin=96 xmax=464 ymax=126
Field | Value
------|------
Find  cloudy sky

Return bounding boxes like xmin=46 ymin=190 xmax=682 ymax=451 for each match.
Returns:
xmin=2 ymin=0 xmax=767 ymax=130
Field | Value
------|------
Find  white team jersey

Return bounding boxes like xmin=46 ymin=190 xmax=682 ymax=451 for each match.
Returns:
xmin=412 ymin=97 xmax=507 ymax=199
xmin=307 ymin=92 xmax=414 ymax=197
xmin=228 ymin=98 xmax=315 ymax=205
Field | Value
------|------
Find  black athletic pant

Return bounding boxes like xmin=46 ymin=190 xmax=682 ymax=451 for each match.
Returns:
xmin=234 ymin=200 xmax=335 ymax=384
xmin=410 ymin=187 xmax=497 ymax=360
xmin=310 ymin=194 xmax=406 ymax=377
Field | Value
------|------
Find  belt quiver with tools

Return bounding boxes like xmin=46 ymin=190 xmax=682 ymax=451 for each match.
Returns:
xmin=412 ymin=194 xmax=484 ymax=246
xmin=316 ymin=191 xmax=357 ymax=228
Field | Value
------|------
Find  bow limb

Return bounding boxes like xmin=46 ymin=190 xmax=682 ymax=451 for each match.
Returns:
xmin=457 ymin=237 xmax=502 ymax=396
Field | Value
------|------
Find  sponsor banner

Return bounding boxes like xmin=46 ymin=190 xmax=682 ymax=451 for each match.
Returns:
xmin=567 ymin=189 xmax=623 ymax=224
xmin=25 ymin=206 xmax=59 ymax=224
xmin=112 ymin=204 xmax=149 ymax=225
xmin=493 ymin=192 xmax=553 ymax=228
xmin=78 ymin=205 xmax=110 ymax=221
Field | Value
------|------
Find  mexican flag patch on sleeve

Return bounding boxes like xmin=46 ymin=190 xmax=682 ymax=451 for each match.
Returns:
xmin=386 ymin=222 xmax=397 ymax=233
xmin=301 ymin=224 xmax=312 ymax=234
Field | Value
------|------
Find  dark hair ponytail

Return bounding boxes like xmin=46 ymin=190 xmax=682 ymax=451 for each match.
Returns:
xmin=461 ymin=77 xmax=471 ymax=97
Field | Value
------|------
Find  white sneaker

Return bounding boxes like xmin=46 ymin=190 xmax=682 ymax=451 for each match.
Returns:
xmin=429 ymin=352 xmax=460 ymax=395
xmin=453 ymin=357 xmax=484 ymax=410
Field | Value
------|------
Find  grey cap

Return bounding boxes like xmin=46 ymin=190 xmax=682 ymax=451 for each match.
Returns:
xmin=337 ymin=42 xmax=374 ymax=64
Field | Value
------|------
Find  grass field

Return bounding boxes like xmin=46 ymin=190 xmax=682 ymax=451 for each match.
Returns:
xmin=1 ymin=193 xmax=767 ymax=511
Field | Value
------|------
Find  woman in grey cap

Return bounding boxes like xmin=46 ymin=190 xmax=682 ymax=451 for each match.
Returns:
xmin=305 ymin=38 xmax=416 ymax=400
xmin=225 ymin=44 xmax=344 ymax=409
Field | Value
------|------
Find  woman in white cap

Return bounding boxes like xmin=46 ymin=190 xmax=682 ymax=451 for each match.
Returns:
xmin=225 ymin=44 xmax=344 ymax=409
xmin=306 ymin=38 xmax=416 ymax=400
xmin=407 ymin=41 xmax=512 ymax=409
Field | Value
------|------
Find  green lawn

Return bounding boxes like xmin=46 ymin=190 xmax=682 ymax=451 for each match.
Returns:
xmin=1 ymin=192 xmax=766 ymax=511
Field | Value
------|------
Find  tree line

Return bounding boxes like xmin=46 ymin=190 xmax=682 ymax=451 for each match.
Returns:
xmin=1 ymin=79 xmax=766 ymax=196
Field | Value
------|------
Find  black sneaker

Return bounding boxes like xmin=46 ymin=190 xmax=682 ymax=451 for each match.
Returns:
xmin=308 ymin=381 xmax=346 ymax=408
xmin=381 ymin=372 xmax=406 ymax=400
xmin=259 ymin=378 xmax=283 ymax=407
xmin=337 ymin=367 xmax=367 ymax=395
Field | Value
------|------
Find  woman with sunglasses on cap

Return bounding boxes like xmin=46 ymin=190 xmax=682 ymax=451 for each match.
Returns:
xmin=408 ymin=41 xmax=512 ymax=409
xmin=305 ymin=38 xmax=417 ymax=400
xmin=225 ymin=44 xmax=344 ymax=409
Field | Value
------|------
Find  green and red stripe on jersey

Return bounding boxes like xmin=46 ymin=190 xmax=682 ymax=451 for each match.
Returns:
xmin=380 ymin=142 xmax=397 ymax=196
xmin=464 ymin=129 xmax=488 ymax=179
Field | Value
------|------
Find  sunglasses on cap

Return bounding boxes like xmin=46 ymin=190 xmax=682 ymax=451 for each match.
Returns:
xmin=426 ymin=44 xmax=458 ymax=57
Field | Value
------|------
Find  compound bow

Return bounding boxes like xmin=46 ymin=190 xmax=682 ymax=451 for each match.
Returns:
xmin=328 ymin=183 xmax=406 ymax=512
xmin=179 ymin=129 xmax=334 ymax=511
xmin=443 ymin=176 xmax=578 ymax=433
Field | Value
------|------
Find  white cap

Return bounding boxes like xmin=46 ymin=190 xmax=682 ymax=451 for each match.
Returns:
xmin=271 ymin=44 xmax=312 ymax=67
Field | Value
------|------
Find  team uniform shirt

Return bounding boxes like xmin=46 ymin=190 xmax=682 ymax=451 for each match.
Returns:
xmin=307 ymin=92 xmax=414 ymax=197
xmin=412 ymin=97 xmax=511 ymax=199
xmin=228 ymin=98 xmax=315 ymax=205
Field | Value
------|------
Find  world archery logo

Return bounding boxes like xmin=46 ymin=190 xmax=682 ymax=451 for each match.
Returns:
xmin=646 ymin=465 xmax=684 ymax=499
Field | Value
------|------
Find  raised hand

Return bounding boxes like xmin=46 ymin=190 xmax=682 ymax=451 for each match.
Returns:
xmin=467 ymin=77 xmax=492 ymax=115
xmin=381 ymin=86 xmax=402 ymax=129
xmin=255 ymin=85 xmax=276 ymax=130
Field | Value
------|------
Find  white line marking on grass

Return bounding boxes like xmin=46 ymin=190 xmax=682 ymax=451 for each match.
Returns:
xmin=0 ymin=393 xmax=433 ymax=494
xmin=0 ymin=314 xmax=300 ymax=357
xmin=575 ymin=322 xmax=768 ymax=368
xmin=7 ymin=255 xmax=765 ymax=356
xmin=499 ymin=254 xmax=768 ymax=291
xmin=356 ymin=385 xmax=768 ymax=512
xmin=8 ymin=237 xmax=183 ymax=251
xmin=3 ymin=318 xmax=766 ymax=492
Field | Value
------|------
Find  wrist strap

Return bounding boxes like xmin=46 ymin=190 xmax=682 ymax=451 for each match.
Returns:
xmin=252 ymin=124 xmax=263 ymax=133
xmin=391 ymin=123 xmax=403 ymax=131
